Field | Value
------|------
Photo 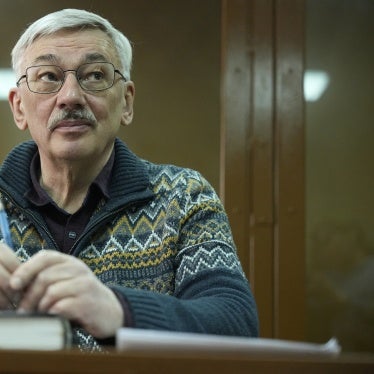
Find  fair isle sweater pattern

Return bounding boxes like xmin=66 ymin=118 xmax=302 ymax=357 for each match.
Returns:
xmin=0 ymin=139 xmax=258 ymax=351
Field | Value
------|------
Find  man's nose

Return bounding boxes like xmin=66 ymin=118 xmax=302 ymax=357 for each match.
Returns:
xmin=56 ymin=71 xmax=86 ymax=106
xmin=61 ymin=70 xmax=82 ymax=89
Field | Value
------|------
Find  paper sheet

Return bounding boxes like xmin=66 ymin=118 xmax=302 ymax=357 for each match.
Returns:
xmin=116 ymin=328 xmax=341 ymax=357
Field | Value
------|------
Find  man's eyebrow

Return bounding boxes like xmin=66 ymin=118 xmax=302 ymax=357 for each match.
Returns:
xmin=32 ymin=54 xmax=58 ymax=64
xmin=84 ymin=53 xmax=108 ymax=62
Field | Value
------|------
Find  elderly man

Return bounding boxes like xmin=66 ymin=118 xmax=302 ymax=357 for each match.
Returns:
xmin=0 ymin=9 xmax=258 ymax=351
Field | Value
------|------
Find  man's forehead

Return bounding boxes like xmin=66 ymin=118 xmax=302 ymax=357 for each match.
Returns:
xmin=22 ymin=30 xmax=118 ymax=67
xmin=30 ymin=52 xmax=110 ymax=65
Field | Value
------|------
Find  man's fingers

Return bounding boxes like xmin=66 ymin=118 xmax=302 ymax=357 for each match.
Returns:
xmin=16 ymin=262 xmax=77 ymax=311
xmin=9 ymin=250 xmax=64 ymax=291
xmin=0 ymin=243 xmax=21 ymax=273
xmin=0 ymin=245 xmax=21 ymax=309
xmin=38 ymin=278 xmax=78 ymax=313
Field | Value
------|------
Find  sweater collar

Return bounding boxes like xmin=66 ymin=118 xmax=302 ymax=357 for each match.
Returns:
xmin=0 ymin=138 xmax=153 ymax=207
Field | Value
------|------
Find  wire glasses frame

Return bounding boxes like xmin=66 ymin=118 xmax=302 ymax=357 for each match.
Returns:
xmin=16 ymin=62 xmax=127 ymax=94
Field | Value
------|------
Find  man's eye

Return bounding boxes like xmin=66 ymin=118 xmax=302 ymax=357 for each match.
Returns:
xmin=83 ymin=71 xmax=105 ymax=81
xmin=39 ymin=72 xmax=60 ymax=82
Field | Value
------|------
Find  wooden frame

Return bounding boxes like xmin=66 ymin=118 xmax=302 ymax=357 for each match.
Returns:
xmin=1 ymin=349 xmax=373 ymax=374
xmin=221 ymin=0 xmax=305 ymax=340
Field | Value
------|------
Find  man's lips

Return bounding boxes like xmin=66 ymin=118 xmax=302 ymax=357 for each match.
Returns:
xmin=49 ymin=120 xmax=92 ymax=132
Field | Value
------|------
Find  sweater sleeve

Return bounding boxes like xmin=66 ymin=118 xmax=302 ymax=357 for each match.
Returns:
xmin=112 ymin=170 xmax=259 ymax=337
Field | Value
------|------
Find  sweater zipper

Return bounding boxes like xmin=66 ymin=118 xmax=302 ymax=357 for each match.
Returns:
xmin=68 ymin=197 xmax=152 ymax=256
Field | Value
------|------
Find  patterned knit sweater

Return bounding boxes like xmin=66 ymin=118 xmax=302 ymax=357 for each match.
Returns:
xmin=0 ymin=139 xmax=258 ymax=351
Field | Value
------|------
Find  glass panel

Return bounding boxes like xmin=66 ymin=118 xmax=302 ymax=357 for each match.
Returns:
xmin=306 ymin=0 xmax=374 ymax=353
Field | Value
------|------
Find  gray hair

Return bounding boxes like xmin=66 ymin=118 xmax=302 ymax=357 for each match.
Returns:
xmin=11 ymin=8 xmax=133 ymax=80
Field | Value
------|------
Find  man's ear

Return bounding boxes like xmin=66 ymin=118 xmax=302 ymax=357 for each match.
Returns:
xmin=120 ymin=82 xmax=135 ymax=126
xmin=8 ymin=88 xmax=28 ymax=130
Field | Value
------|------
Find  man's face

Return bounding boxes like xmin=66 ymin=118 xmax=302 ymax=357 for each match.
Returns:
xmin=9 ymin=29 xmax=134 ymax=164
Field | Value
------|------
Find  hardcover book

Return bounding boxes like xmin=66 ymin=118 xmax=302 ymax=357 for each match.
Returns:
xmin=0 ymin=311 xmax=72 ymax=350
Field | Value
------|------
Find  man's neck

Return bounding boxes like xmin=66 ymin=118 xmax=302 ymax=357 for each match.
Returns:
xmin=39 ymin=155 xmax=110 ymax=214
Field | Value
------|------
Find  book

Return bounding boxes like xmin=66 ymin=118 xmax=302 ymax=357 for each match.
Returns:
xmin=116 ymin=328 xmax=341 ymax=358
xmin=0 ymin=311 xmax=72 ymax=350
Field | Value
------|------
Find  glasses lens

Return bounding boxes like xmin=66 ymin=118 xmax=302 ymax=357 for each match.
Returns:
xmin=77 ymin=62 xmax=115 ymax=91
xmin=27 ymin=65 xmax=64 ymax=93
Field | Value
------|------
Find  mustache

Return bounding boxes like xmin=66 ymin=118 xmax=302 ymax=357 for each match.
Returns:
xmin=48 ymin=109 xmax=97 ymax=131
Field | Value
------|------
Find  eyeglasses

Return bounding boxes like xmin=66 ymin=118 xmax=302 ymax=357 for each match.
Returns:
xmin=16 ymin=62 xmax=126 ymax=94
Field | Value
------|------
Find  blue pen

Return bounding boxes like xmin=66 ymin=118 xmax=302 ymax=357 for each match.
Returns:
xmin=0 ymin=201 xmax=13 ymax=249
xmin=0 ymin=200 xmax=17 ymax=309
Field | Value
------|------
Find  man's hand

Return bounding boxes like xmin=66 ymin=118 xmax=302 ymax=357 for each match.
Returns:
xmin=9 ymin=250 xmax=124 ymax=339
xmin=0 ymin=243 xmax=21 ymax=309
